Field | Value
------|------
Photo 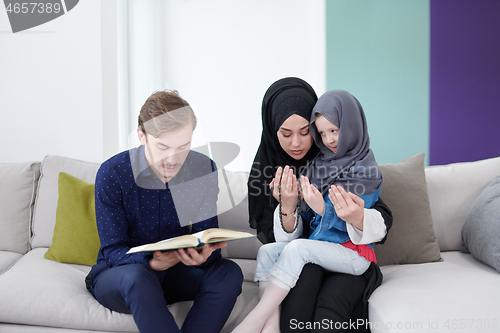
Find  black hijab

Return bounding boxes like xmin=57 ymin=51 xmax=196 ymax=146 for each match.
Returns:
xmin=248 ymin=77 xmax=319 ymax=231
xmin=303 ymin=89 xmax=383 ymax=197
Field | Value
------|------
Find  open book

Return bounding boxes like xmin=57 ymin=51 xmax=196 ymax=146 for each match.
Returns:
xmin=127 ymin=228 xmax=256 ymax=254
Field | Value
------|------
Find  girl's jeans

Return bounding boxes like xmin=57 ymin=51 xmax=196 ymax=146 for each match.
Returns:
xmin=254 ymin=239 xmax=370 ymax=288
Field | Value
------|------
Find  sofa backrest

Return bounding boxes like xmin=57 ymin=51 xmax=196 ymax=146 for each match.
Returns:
xmin=31 ymin=155 xmax=100 ymax=249
xmin=425 ymin=155 xmax=500 ymax=252
xmin=0 ymin=162 xmax=40 ymax=254
xmin=216 ymin=170 xmax=260 ymax=259
xmin=28 ymin=154 xmax=260 ymax=258
xmin=25 ymin=153 xmax=500 ymax=258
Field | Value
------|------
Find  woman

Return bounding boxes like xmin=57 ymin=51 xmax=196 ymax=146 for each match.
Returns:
xmin=247 ymin=77 xmax=392 ymax=332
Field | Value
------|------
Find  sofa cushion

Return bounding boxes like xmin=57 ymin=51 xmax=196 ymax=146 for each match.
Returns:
xmin=0 ymin=248 xmax=138 ymax=331
xmin=374 ymin=153 xmax=442 ymax=266
xmin=461 ymin=176 xmax=500 ymax=272
xmin=0 ymin=161 xmax=40 ymax=254
xmin=425 ymin=155 xmax=500 ymax=251
xmin=369 ymin=252 xmax=500 ymax=333
xmin=44 ymin=172 xmax=101 ymax=266
xmin=31 ymin=156 xmax=100 ymax=249
xmin=0 ymin=324 xmax=130 ymax=333
xmin=0 ymin=248 xmax=258 ymax=332
xmin=0 ymin=252 xmax=23 ymax=275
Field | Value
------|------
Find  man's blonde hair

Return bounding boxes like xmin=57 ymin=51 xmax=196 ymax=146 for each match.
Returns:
xmin=138 ymin=90 xmax=197 ymax=137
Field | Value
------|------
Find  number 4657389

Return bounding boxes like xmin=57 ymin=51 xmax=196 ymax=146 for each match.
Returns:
xmin=5 ymin=2 xmax=61 ymax=14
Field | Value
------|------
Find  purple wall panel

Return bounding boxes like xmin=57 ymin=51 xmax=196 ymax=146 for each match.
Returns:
xmin=430 ymin=0 xmax=500 ymax=165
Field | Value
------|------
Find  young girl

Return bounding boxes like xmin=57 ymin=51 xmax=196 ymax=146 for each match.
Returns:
xmin=233 ymin=89 xmax=383 ymax=333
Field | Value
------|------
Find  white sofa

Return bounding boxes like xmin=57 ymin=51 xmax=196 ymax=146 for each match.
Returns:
xmin=369 ymin=154 xmax=500 ymax=333
xmin=0 ymin=153 xmax=499 ymax=333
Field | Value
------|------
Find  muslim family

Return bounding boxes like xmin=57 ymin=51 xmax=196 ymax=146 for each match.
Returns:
xmin=86 ymin=77 xmax=393 ymax=333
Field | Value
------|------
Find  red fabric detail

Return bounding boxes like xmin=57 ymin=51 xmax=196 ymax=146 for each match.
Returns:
xmin=341 ymin=240 xmax=377 ymax=264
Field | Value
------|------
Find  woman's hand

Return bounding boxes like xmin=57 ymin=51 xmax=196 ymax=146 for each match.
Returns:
xmin=269 ymin=166 xmax=299 ymax=215
xmin=300 ymin=176 xmax=325 ymax=216
xmin=328 ymin=185 xmax=365 ymax=230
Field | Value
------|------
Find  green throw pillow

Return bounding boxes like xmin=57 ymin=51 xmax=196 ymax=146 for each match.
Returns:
xmin=44 ymin=172 xmax=100 ymax=266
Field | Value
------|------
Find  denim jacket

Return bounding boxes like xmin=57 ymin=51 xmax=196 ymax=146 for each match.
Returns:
xmin=301 ymin=188 xmax=381 ymax=247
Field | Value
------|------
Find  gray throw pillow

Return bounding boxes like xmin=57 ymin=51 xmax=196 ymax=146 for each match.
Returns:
xmin=374 ymin=153 xmax=442 ymax=266
xmin=0 ymin=162 xmax=40 ymax=254
xmin=461 ymin=176 xmax=500 ymax=272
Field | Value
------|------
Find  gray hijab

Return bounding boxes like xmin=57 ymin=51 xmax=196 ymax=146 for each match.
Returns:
xmin=302 ymin=89 xmax=383 ymax=197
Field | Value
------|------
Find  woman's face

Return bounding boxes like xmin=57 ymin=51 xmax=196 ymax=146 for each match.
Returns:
xmin=276 ymin=114 xmax=313 ymax=160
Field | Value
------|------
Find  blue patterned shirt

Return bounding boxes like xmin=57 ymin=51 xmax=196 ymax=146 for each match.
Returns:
xmin=92 ymin=146 xmax=219 ymax=269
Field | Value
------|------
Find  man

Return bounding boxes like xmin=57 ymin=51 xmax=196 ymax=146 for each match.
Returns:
xmin=85 ymin=90 xmax=243 ymax=333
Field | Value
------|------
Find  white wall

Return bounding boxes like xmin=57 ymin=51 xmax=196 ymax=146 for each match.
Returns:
xmin=126 ymin=0 xmax=326 ymax=171
xmin=0 ymin=1 xmax=104 ymax=163
xmin=1 ymin=0 xmax=325 ymax=170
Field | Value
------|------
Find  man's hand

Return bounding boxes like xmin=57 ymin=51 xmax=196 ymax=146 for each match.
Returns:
xmin=300 ymin=175 xmax=325 ymax=216
xmin=174 ymin=241 xmax=227 ymax=266
xmin=148 ymin=250 xmax=181 ymax=271
xmin=149 ymin=241 xmax=227 ymax=271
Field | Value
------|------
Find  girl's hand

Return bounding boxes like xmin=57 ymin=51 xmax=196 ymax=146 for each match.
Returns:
xmin=269 ymin=166 xmax=299 ymax=215
xmin=300 ymin=175 xmax=325 ymax=216
xmin=329 ymin=185 xmax=365 ymax=230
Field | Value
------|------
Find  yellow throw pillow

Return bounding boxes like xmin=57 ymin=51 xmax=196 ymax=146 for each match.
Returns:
xmin=44 ymin=172 xmax=100 ymax=266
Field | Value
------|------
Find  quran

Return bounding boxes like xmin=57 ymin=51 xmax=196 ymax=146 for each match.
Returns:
xmin=127 ymin=228 xmax=255 ymax=253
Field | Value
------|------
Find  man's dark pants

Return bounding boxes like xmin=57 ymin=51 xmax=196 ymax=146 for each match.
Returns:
xmin=88 ymin=258 xmax=243 ymax=333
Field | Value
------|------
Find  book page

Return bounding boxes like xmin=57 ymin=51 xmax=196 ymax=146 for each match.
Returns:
xmin=126 ymin=228 xmax=255 ymax=254
xmin=127 ymin=234 xmax=199 ymax=253
xmin=199 ymin=228 xmax=255 ymax=244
